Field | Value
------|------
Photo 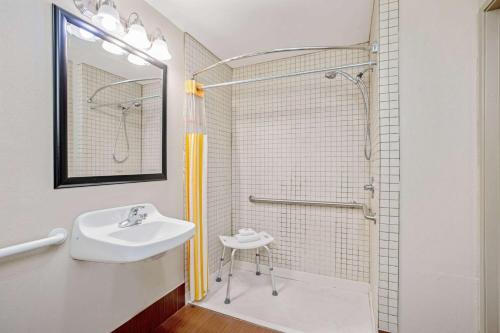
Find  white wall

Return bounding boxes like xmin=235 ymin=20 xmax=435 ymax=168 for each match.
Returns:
xmin=0 ymin=1 xmax=186 ymax=332
xmin=400 ymin=0 xmax=481 ymax=331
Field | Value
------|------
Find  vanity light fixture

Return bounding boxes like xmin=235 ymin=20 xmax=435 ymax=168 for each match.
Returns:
xmin=91 ymin=0 xmax=122 ymax=33
xmin=102 ymin=41 xmax=125 ymax=55
xmin=73 ymin=0 xmax=172 ymax=61
xmin=148 ymin=29 xmax=172 ymax=61
xmin=127 ymin=54 xmax=149 ymax=66
xmin=124 ymin=13 xmax=151 ymax=50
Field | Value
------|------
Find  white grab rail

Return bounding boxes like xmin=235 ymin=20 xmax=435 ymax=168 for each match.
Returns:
xmin=0 ymin=228 xmax=68 ymax=259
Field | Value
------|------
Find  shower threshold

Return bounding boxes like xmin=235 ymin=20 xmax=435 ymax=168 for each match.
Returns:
xmin=195 ymin=261 xmax=375 ymax=333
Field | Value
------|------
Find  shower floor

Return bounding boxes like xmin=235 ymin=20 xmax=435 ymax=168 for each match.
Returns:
xmin=196 ymin=261 xmax=375 ymax=333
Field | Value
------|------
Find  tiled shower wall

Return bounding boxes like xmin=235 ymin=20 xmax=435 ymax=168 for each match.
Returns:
xmin=69 ymin=63 xmax=143 ymax=177
xmin=185 ymin=11 xmax=401 ymax=329
xmin=232 ymin=49 xmax=372 ymax=282
xmin=141 ymin=82 xmax=163 ymax=174
xmin=68 ymin=63 xmax=163 ymax=177
xmin=184 ymin=34 xmax=233 ymax=276
xmin=369 ymin=0 xmax=381 ymax=324
xmin=377 ymin=0 xmax=400 ymax=331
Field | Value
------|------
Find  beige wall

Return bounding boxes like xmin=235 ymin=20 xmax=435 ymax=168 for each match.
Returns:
xmin=400 ymin=0 xmax=481 ymax=331
xmin=0 ymin=1 xmax=186 ymax=332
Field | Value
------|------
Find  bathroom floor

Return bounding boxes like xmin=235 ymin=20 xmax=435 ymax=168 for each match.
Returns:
xmin=154 ymin=305 xmax=277 ymax=333
xmin=196 ymin=262 xmax=374 ymax=333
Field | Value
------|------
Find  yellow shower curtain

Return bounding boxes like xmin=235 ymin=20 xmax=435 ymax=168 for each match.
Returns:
xmin=184 ymin=80 xmax=208 ymax=301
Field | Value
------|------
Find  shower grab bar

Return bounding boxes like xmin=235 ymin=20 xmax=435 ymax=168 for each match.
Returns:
xmin=0 ymin=228 xmax=68 ymax=259
xmin=249 ymin=196 xmax=376 ymax=223
xmin=87 ymin=77 xmax=161 ymax=103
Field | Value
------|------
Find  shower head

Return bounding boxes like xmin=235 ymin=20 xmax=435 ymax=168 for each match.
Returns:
xmin=120 ymin=101 xmax=142 ymax=111
xmin=324 ymin=70 xmax=360 ymax=84
xmin=326 ymin=69 xmax=371 ymax=83
xmin=325 ymin=71 xmax=338 ymax=79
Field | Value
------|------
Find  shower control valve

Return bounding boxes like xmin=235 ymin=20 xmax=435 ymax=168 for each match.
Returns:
xmin=363 ymin=178 xmax=375 ymax=198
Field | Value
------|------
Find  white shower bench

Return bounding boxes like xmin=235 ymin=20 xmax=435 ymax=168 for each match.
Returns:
xmin=216 ymin=231 xmax=278 ymax=304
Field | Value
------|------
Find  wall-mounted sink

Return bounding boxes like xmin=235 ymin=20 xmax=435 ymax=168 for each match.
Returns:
xmin=70 ymin=204 xmax=195 ymax=263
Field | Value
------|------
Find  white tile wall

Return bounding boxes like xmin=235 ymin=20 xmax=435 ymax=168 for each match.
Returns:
xmin=184 ymin=20 xmax=400 ymax=331
xmin=369 ymin=0 xmax=381 ymax=324
xmin=67 ymin=64 xmax=163 ymax=178
xmin=378 ymin=0 xmax=400 ymax=331
xmin=232 ymin=49 xmax=372 ymax=282
xmin=69 ymin=63 xmax=143 ymax=177
xmin=184 ymin=34 xmax=233 ymax=277
xmin=141 ymin=82 xmax=163 ymax=174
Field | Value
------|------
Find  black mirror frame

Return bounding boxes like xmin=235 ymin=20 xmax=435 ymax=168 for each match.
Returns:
xmin=53 ymin=5 xmax=167 ymax=188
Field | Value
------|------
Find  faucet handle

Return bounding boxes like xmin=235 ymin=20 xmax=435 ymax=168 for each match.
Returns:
xmin=130 ymin=205 xmax=146 ymax=214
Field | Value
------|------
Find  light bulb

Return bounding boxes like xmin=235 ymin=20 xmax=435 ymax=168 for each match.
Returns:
xmin=78 ymin=28 xmax=95 ymax=41
xmin=124 ymin=13 xmax=150 ymax=49
xmin=101 ymin=15 xmax=117 ymax=31
xmin=92 ymin=0 xmax=121 ymax=33
xmin=127 ymin=54 xmax=149 ymax=66
xmin=148 ymin=37 xmax=172 ymax=61
xmin=124 ymin=24 xmax=151 ymax=49
xmin=102 ymin=41 xmax=125 ymax=55
xmin=66 ymin=24 xmax=97 ymax=42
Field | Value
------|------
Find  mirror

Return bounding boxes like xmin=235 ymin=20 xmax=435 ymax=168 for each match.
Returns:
xmin=53 ymin=6 xmax=167 ymax=188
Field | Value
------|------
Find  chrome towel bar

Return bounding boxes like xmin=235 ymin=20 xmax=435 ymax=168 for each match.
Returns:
xmin=0 ymin=228 xmax=68 ymax=259
xmin=249 ymin=196 xmax=376 ymax=223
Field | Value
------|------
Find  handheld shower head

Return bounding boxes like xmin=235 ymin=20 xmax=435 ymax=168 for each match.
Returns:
xmin=325 ymin=71 xmax=338 ymax=79
xmin=119 ymin=101 xmax=142 ymax=111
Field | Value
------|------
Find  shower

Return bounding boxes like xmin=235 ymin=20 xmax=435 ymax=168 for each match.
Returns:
xmin=112 ymin=102 xmax=141 ymax=163
xmin=325 ymin=69 xmax=372 ymax=160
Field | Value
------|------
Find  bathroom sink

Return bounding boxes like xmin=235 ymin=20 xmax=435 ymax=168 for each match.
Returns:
xmin=70 ymin=204 xmax=195 ymax=263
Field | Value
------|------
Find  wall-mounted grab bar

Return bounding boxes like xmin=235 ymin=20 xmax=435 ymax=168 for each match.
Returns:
xmin=0 ymin=228 xmax=68 ymax=259
xmin=249 ymin=196 xmax=376 ymax=223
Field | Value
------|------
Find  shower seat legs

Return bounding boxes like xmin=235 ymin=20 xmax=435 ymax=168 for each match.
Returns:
xmin=224 ymin=248 xmax=237 ymax=304
xmin=216 ymin=246 xmax=226 ymax=282
xmin=263 ymin=245 xmax=278 ymax=296
xmin=256 ymin=248 xmax=261 ymax=275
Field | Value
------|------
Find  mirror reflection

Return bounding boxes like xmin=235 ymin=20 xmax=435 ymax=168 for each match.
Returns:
xmin=65 ymin=22 xmax=164 ymax=178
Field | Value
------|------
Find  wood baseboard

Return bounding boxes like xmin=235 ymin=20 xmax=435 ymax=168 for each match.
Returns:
xmin=379 ymin=330 xmax=390 ymax=333
xmin=112 ymin=283 xmax=185 ymax=333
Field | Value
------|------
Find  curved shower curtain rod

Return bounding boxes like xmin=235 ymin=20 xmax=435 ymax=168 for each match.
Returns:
xmin=192 ymin=42 xmax=379 ymax=78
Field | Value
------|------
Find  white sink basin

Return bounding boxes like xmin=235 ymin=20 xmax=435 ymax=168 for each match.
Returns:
xmin=70 ymin=204 xmax=195 ymax=263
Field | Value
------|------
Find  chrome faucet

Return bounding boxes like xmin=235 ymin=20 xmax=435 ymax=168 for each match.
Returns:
xmin=119 ymin=206 xmax=148 ymax=228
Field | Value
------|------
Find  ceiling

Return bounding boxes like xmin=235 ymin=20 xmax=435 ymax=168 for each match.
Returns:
xmin=146 ymin=0 xmax=375 ymax=67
